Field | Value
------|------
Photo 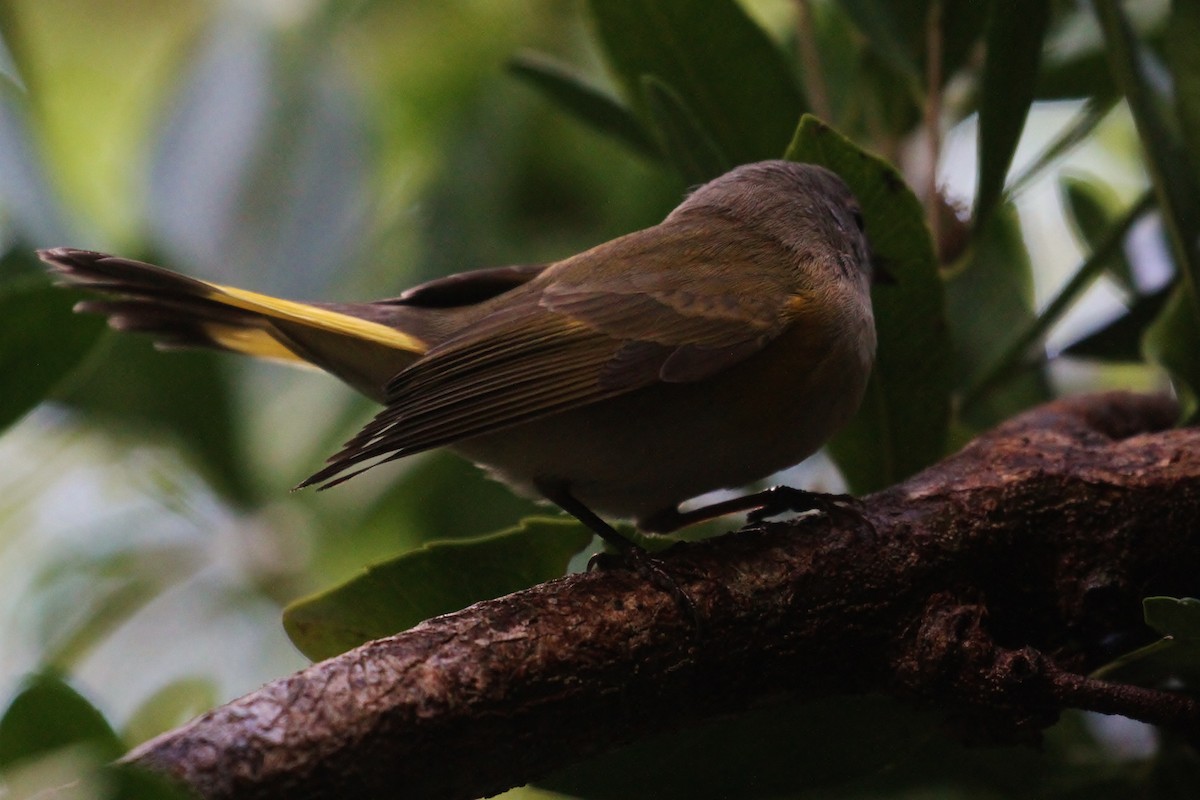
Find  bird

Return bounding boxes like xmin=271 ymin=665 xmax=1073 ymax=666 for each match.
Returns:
xmin=39 ymin=160 xmax=876 ymax=560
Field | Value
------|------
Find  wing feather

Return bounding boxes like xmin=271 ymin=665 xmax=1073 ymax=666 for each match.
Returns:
xmin=303 ymin=216 xmax=807 ymax=488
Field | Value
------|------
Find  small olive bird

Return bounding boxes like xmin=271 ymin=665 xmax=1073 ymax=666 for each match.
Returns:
xmin=40 ymin=160 xmax=876 ymax=559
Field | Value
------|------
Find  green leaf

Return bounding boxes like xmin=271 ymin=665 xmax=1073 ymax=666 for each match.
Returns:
xmin=974 ymin=0 xmax=1050 ymax=230
xmin=961 ymin=191 xmax=1154 ymax=416
xmin=508 ymin=52 xmax=660 ymax=160
xmin=1144 ymin=596 xmax=1200 ymax=639
xmin=587 ymin=0 xmax=803 ymax=164
xmin=1064 ymin=285 xmax=1171 ymax=362
xmin=1166 ymin=0 xmax=1200 ymax=179
xmin=640 ymin=76 xmax=731 ymax=184
xmin=946 ymin=206 xmax=1050 ymax=430
xmin=0 ymin=672 xmax=122 ymax=769
xmin=0 ymin=271 xmax=104 ymax=435
xmin=785 ymin=115 xmax=952 ymax=492
xmin=1143 ymin=282 xmax=1200 ymax=422
xmin=1094 ymin=597 xmax=1200 ymax=686
xmin=283 ymin=518 xmax=593 ymax=661
xmin=837 ymin=0 xmax=988 ymax=97
xmin=1093 ymin=0 xmax=1200 ymax=360
xmin=1061 ymin=174 xmax=1136 ymax=290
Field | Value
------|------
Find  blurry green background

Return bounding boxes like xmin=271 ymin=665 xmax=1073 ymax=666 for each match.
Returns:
xmin=1 ymin=0 xmax=1197 ymax=797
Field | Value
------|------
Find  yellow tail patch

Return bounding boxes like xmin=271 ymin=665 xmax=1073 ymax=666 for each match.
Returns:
xmin=209 ymin=284 xmax=427 ymax=355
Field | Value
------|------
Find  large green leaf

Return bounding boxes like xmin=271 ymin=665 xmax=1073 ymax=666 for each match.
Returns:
xmin=283 ymin=518 xmax=593 ymax=661
xmin=786 ymin=116 xmax=951 ymax=493
xmin=0 ymin=271 xmax=104 ymax=434
xmin=960 ymin=191 xmax=1154 ymax=416
xmin=946 ymin=207 xmax=1049 ymax=431
xmin=974 ymin=0 xmax=1050 ymax=230
xmin=587 ymin=0 xmax=803 ymax=165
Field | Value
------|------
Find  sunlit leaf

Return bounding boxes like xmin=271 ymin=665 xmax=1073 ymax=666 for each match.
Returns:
xmin=974 ymin=0 xmax=1050 ymax=230
xmin=587 ymin=0 xmax=803 ymax=164
xmin=640 ymin=76 xmax=730 ymax=184
xmin=283 ymin=518 xmax=593 ymax=661
xmin=508 ymin=52 xmax=659 ymax=159
xmin=786 ymin=115 xmax=951 ymax=492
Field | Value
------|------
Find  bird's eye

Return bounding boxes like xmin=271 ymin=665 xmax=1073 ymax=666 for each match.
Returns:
xmin=851 ymin=209 xmax=866 ymax=231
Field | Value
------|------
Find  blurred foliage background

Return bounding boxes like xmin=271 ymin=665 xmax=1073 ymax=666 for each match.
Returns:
xmin=1 ymin=0 xmax=1198 ymax=797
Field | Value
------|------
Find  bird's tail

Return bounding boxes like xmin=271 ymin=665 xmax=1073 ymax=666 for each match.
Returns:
xmin=38 ymin=248 xmax=428 ymax=400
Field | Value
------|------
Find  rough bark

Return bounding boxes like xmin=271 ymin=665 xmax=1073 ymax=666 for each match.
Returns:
xmin=125 ymin=391 xmax=1200 ymax=799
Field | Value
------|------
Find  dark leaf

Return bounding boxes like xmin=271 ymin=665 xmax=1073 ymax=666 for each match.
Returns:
xmin=587 ymin=0 xmax=803 ymax=164
xmin=1093 ymin=0 xmax=1200 ymax=396
xmin=786 ymin=116 xmax=952 ymax=492
xmin=1061 ymin=174 xmax=1137 ymax=290
xmin=640 ymin=75 xmax=731 ymax=184
xmin=974 ymin=0 xmax=1051 ymax=230
xmin=508 ymin=51 xmax=660 ymax=159
xmin=0 ymin=269 xmax=104 ymax=435
xmin=1166 ymin=0 xmax=1200 ymax=176
xmin=947 ymin=206 xmax=1050 ymax=430
xmin=1063 ymin=285 xmax=1171 ymax=362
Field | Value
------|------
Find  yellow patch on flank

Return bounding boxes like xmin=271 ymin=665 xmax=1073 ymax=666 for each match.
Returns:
xmin=204 ymin=324 xmax=307 ymax=363
xmin=209 ymin=284 xmax=428 ymax=354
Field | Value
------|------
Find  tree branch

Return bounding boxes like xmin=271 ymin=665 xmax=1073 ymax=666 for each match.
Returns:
xmin=125 ymin=391 xmax=1200 ymax=800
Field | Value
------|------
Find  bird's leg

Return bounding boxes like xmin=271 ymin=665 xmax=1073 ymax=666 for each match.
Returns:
xmin=640 ymin=485 xmax=872 ymax=537
xmin=536 ymin=480 xmax=699 ymax=624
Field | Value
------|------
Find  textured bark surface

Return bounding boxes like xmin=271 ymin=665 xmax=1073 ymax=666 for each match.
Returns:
xmin=126 ymin=391 xmax=1200 ymax=799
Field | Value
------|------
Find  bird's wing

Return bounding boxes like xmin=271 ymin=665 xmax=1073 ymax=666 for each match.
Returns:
xmin=302 ymin=216 xmax=812 ymax=487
